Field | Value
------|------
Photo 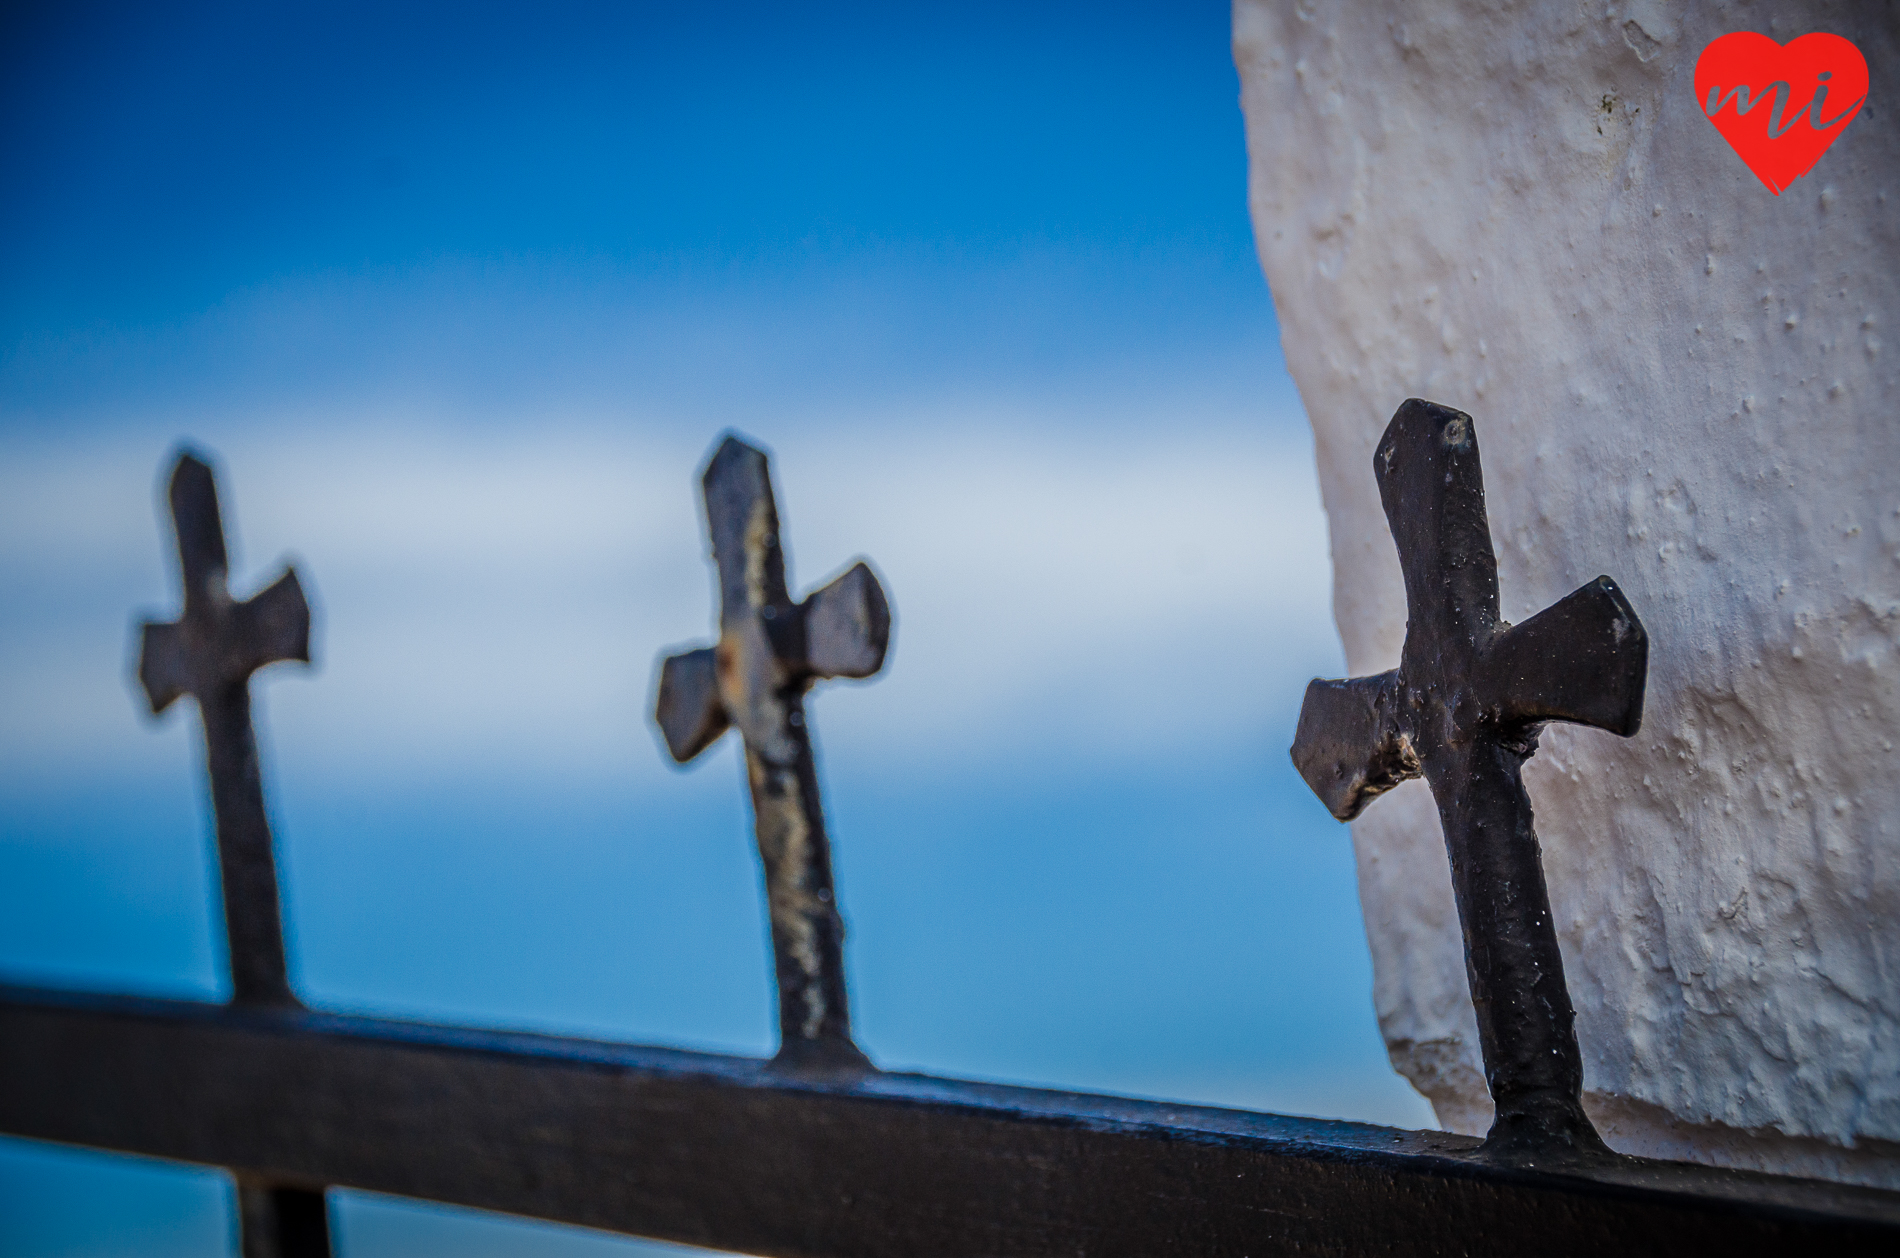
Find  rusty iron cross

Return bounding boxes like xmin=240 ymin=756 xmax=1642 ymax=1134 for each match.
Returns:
xmin=1292 ymin=399 xmax=1648 ymax=1164
xmin=137 ymin=451 xmax=312 ymax=1010
xmin=654 ymin=435 xmax=890 ymax=1071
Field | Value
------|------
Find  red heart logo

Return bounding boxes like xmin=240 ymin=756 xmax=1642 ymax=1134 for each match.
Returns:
xmin=1694 ymin=32 xmax=1867 ymax=194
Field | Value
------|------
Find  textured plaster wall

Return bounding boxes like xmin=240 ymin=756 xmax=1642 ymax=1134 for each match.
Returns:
xmin=1235 ymin=0 xmax=1899 ymax=1185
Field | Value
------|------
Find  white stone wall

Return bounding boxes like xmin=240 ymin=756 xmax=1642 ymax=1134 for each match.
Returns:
xmin=1236 ymin=0 xmax=1899 ymax=1186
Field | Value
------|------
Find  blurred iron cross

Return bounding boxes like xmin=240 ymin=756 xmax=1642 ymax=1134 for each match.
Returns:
xmin=1291 ymin=399 xmax=1647 ymax=1164
xmin=136 ymin=451 xmax=330 ymax=1257
xmin=137 ymin=451 xmax=312 ymax=1009
xmin=654 ymin=436 xmax=890 ymax=1072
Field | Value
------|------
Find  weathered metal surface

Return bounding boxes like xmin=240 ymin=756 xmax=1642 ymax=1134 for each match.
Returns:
xmin=1291 ymin=399 xmax=1648 ymax=1165
xmin=133 ymin=450 xmax=329 ymax=1257
xmin=3 ymin=986 xmax=1896 ymax=1258
xmin=655 ymin=435 xmax=890 ymax=1071
xmin=136 ymin=451 xmax=311 ymax=1009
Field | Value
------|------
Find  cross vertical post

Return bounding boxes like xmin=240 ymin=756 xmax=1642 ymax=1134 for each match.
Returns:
xmin=654 ymin=435 xmax=890 ymax=1072
xmin=135 ymin=450 xmax=330 ymax=1254
xmin=1291 ymin=399 xmax=1648 ymax=1164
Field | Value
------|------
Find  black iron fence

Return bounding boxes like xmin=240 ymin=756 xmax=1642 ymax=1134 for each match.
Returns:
xmin=3 ymin=408 xmax=1897 ymax=1256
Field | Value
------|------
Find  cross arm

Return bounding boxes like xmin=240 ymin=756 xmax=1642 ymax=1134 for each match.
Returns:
xmin=1481 ymin=576 xmax=1648 ymax=736
xmin=802 ymin=561 xmax=890 ymax=679
xmin=1291 ymin=671 xmax=1420 ymax=821
xmin=651 ymin=559 xmax=889 ymax=765
xmin=655 ymin=647 xmax=729 ymax=763
xmin=136 ymin=568 xmax=310 ymax=714
xmin=137 ymin=621 xmax=193 ymax=715
xmin=233 ymin=568 xmax=313 ymax=679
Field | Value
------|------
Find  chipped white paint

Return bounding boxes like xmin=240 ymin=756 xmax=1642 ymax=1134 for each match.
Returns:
xmin=1236 ymin=0 xmax=1899 ymax=1185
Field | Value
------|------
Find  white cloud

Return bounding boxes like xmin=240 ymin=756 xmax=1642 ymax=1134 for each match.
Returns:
xmin=0 ymin=408 xmax=1342 ymax=788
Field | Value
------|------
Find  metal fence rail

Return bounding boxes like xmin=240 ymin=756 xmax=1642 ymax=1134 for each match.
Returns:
xmin=5 ymin=985 xmax=1899 ymax=1257
xmin=5 ymin=418 xmax=1898 ymax=1256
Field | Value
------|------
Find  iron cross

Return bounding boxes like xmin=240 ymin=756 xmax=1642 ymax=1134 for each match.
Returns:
xmin=1291 ymin=399 xmax=1647 ymax=1164
xmin=655 ymin=435 xmax=890 ymax=1072
xmin=137 ymin=451 xmax=311 ymax=1009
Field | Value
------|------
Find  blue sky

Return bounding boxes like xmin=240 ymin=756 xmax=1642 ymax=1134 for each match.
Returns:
xmin=0 ymin=4 xmax=1431 ymax=1255
xmin=2 ymin=0 xmax=1285 ymax=424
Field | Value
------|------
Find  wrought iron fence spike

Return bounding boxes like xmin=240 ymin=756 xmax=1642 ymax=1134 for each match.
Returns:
xmin=1291 ymin=398 xmax=1649 ymax=1165
xmin=654 ymin=433 xmax=889 ymax=1072
xmin=136 ymin=448 xmax=310 ymax=1008
xmin=134 ymin=448 xmax=330 ymax=1256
